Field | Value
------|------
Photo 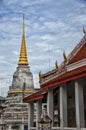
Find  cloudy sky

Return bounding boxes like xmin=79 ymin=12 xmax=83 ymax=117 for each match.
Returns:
xmin=0 ymin=0 xmax=86 ymax=96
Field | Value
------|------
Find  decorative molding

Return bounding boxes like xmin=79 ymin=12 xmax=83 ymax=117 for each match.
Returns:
xmin=66 ymin=58 xmax=86 ymax=72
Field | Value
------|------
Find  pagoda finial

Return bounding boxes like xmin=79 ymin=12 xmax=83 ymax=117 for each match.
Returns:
xmin=18 ymin=15 xmax=29 ymax=67
xmin=83 ymin=25 xmax=86 ymax=35
xmin=22 ymin=14 xmax=25 ymax=36
xmin=63 ymin=51 xmax=67 ymax=63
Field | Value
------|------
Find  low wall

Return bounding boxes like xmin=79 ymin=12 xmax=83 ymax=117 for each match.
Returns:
xmin=30 ymin=127 xmax=78 ymax=130
xmin=30 ymin=127 xmax=86 ymax=130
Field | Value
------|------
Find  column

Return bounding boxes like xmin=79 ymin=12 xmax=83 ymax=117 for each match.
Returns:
xmin=36 ymin=99 xmax=42 ymax=130
xmin=21 ymin=116 xmax=24 ymax=130
xmin=75 ymin=79 xmax=85 ymax=129
xmin=8 ymin=125 xmax=11 ymax=130
xmin=60 ymin=83 xmax=67 ymax=129
xmin=47 ymin=88 xmax=54 ymax=125
xmin=21 ymin=124 xmax=24 ymax=130
xmin=28 ymin=102 xmax=34 ymax=130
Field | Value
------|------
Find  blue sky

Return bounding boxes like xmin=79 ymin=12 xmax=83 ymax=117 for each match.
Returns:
xmin=0 ymin=0 xmax=86 ymax=96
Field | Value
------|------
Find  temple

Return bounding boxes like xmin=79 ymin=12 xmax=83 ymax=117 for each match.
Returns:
xmin=9 ymin=15 xmax=34 ymax=96
xmin=0 ymin=16 xmax=37 ymax=130
xmin=23 ymin=30 xmax=86 ymax=130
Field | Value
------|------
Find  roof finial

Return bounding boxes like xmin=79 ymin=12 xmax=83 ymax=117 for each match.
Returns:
xmin=39 ymin=71 xmax=43 ymax=84
xmin=55 ymin=60 xmax=59 ymax=71
xmin=83 ymin=25 xmax=86 ymax=34
xmin=18 ymin=15 xmax=29 ymax=67
xmin=63 ymin=51 xmax=67 ymax=63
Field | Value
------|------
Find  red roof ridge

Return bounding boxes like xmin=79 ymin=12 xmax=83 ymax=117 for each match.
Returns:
xmin=67 ymin=35 xmax=86 ymax=64
xmin=52 ymin=35 xmax=86 ymax=75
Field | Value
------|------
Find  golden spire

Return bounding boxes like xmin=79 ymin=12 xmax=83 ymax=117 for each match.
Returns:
xmin=63 ymin=51 xmax=67 ymax=63
xmin=18 ymin=15 xmax=29 ymax=67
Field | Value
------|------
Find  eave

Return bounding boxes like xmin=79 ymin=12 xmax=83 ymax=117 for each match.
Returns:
xmin=41 ymin=65 xmax=86 ymax=91
xmin=23 ymin=90 xmax=43 ymax=103
xmin=23 ymin=65 xmax=86 ymax=103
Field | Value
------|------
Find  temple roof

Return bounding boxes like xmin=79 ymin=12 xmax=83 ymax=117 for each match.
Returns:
xmin=41 ymin=34 xmax=86 ymax=84
xmin=23 ymin=90 xmax=43 ymax=103
xmin=67 ymin=35 xmax=86 ymax=65
xmin=23 ymin=33 xmax=86 ymax=103
xmin=68 ymin=41 xmax=86 ymax=64
xmin=23 ymin=65 xmax=86 ymax=103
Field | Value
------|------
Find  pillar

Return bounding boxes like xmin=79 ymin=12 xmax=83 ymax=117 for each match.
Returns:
xmin=60 ymin=83 xmax=67 ymax=129
xmin=75 ymin=79 xmax=85 ymax=129
xmin=28 ymin=102 xmax=34 ymax=130
xmin=8 ymin=125 xmax=11 ymax=130
xmin=36 ymin=99 xmax=42 ymax=130
xmin=21 ymin=124 xmax=24 ymax=130
xmin=47 ymin=88 xmax=54 ymax=125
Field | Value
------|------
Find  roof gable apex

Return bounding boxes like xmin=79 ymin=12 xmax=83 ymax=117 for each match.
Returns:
xmin=67 ymin=35 xmax=86 ymax=65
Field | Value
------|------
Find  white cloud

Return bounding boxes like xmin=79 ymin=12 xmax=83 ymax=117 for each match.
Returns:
xmin=0 ymin=0 xmax=86 ymax=96
xmin=44 ymin=21 xmax=67 ymax=31
xmin=72 ymin=15 xmax=86 ymax=24
xmin=3 ymin=0 xmax=18 ymax=5
xmin=12 ymin=51 xmax=19 ymax=56
xmin=0 ymin=56 xmax=5 ymax=60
